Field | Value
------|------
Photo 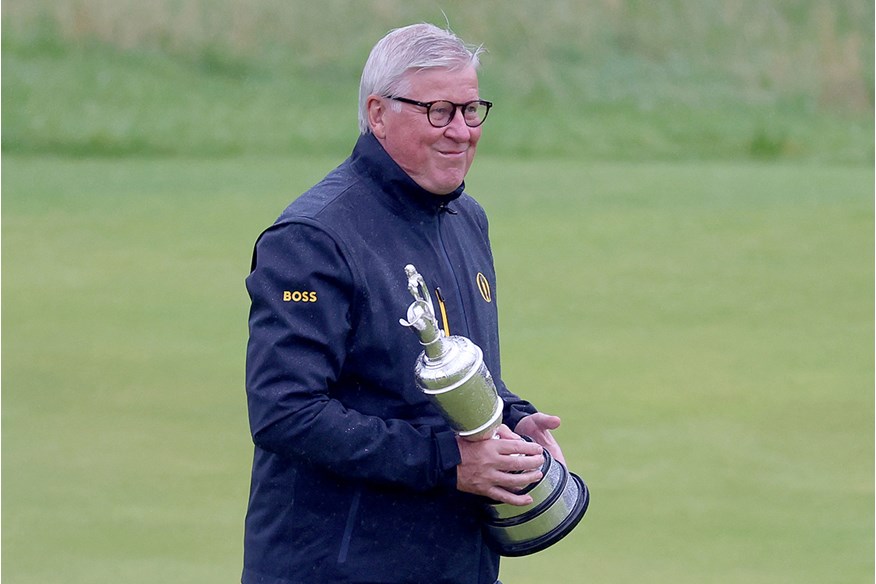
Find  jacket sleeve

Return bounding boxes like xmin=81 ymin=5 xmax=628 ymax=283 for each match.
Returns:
xmin=497 ymin=381 xmax=538 ymax=431
xmin=244 ymin=221 xmax=460 ymax=491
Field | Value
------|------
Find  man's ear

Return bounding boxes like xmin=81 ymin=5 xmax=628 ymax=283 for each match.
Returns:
xmin=367 ymin=95 xmax=387 ymax=139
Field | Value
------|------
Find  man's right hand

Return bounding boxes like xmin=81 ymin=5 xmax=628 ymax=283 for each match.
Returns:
xmin=455 ymin=424 xmax=545 ymax=506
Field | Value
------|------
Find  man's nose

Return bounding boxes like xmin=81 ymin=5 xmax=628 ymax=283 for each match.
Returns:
xmin=443 ymin=108 xmax=472 ymax=139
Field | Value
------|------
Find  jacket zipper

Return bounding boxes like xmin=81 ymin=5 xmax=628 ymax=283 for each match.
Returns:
xmin=436 ymin=204 xmax=468 ymax=336
xmin=434 ymin=287 xmax=450 ymax=336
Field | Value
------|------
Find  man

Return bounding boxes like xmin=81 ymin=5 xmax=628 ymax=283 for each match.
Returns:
xmin=243 ymin=23 xmax=568 ymax=584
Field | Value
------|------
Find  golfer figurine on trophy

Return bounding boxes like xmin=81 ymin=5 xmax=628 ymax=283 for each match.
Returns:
xmin=399 ymin=264 xmax=589 ymax=556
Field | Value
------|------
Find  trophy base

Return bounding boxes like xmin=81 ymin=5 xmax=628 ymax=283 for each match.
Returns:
xmin=483 ymin=445 xmax=590 ymax=557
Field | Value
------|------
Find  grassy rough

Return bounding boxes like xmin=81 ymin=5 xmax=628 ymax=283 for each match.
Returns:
xmin=1 ymin=1 xmax=873 ymax=582
xmin=2 ymin=0 xmax=873 ymax=161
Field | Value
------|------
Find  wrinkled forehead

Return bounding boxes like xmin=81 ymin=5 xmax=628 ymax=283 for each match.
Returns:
xmin=397 ymin=65 xmax=479 ymax=97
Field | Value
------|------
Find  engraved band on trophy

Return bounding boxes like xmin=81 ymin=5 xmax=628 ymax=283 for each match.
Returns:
xmin=399 ymin=264 xmax=590 ymax=556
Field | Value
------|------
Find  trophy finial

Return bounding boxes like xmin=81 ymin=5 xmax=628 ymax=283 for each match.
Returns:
xmin=404 ymin=264 xmax=433 ymax=309
xmin=399 ymin=264 xmax=443 ymax=349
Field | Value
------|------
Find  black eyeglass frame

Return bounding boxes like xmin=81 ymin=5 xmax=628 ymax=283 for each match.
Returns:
xmin=386 ymin=96 xmax=493 ymax=128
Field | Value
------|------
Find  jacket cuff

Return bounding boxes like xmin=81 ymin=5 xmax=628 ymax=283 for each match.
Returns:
xmin=505 ymin=404 xmax=538 ymax=432
xmin=434 ymin=428 xmax=461 ymax=489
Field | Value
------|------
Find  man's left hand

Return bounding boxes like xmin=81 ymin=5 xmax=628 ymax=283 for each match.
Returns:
xmin=514 ymin=413 xmax=566 ymax=465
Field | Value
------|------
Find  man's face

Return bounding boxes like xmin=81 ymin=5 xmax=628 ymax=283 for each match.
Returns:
xmin=368 ymin=66 xmax=482 ymax=195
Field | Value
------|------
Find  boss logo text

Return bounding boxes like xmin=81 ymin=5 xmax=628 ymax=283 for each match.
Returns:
xmin=283 ymin=291 xmax=318 ymax=302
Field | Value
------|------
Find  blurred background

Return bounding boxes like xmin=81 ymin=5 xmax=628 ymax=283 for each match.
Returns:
xmin=3 ymin=0 xmax=873 ymax=161
xmin=2 ymin=1 xmax=873 ymax=583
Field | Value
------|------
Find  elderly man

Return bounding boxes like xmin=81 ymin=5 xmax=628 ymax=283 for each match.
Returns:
xmin=243 ymin=23 xmax=567 ymax=584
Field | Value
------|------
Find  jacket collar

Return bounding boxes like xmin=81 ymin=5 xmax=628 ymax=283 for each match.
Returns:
xmin=349 ymin=133 xmax=465 ymax=216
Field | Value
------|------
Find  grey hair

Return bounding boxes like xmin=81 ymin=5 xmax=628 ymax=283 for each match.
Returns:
xmin=358 ymin=23 xmax=485 ymax=135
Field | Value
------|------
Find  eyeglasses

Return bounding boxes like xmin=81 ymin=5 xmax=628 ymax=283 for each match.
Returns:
xmin=387 ymin=96 xmax=493 ymax=128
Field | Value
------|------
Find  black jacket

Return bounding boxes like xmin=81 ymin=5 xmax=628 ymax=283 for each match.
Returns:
xmin=243 ymin=133 xmax=536 ymax=583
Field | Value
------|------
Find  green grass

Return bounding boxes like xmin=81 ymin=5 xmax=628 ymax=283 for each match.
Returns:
xmin=474 ymin=159 xmax=874 ymax=582
xmin=2 ymin=1 xmax=873 ymax=581
xmin=2 ymin=0 xmax=873 ymax=161
xmin=3 ymin=155 xmax=872 ymax=583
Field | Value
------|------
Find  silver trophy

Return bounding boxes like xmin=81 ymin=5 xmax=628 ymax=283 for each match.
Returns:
xmin=399 ymin=264 xmax=589 ymax=556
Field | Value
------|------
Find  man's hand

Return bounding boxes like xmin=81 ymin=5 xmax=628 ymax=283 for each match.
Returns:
xmin=455 ymin=425 xmax=544 ymax=506
xmin=513 ymin=413 xmax=566 ymax=465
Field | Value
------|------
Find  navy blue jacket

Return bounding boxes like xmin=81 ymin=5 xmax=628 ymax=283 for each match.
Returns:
xmin=243 ymin=133 xmax=537 ymax=584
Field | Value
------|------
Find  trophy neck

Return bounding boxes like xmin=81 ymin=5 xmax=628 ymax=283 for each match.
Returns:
xmin=422 ymin=333 xmax=451 ymax=360
xmin=399 ymin=263 xmax=452 ymax=360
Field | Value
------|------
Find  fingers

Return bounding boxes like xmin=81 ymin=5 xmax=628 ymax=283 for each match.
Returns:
xmin=495 ymin=438 xmax=544 ymax=459
xmin=490 ymin=491 xmax=533 ymax=506
xmin=456 ymin=434 xmax=545 ymax=505
xmin=457 ymin=413 xmax=570 ymax=505
xmin=485 ymin=481 xmax=539 ymax=505
xmin=482 ymin=466 xmax=544 ymax=505
xmin=515 ymin=413 xmax=561 ymax=437
xmin=534 ymin=413 xmax=562 ymax=430
xmin=494 ymin=425 xmax=546 ymax=458
xmin=544 ymin=442 xmax=566 ymax=466
xmin=514 ymin=413 xmax=567 ymax=465
xmin=494 ymin=424 xmax=521 ymax=441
